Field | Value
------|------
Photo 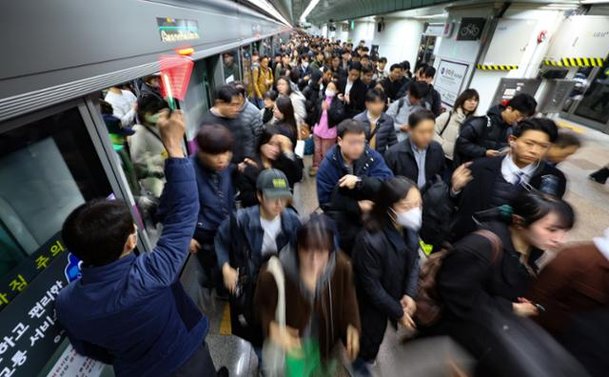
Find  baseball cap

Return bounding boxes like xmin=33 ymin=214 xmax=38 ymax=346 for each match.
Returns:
xmin=256 ymin=169 xmax=292 ymax=199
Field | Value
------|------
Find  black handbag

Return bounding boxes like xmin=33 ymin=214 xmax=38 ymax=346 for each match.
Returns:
xmin=228 ymin=214 xmax=256 ymax=330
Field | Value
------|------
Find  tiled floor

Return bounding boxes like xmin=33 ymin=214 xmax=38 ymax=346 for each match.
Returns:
xmin=202 ymin=120 xmax=609 ymax=376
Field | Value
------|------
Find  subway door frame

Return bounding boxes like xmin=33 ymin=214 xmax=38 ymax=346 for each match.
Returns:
xmin=80 ymin=95 xmax=154 ymax=252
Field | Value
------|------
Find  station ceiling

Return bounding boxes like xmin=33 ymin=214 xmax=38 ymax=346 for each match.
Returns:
xmin=295 ymin=0 xmax=583 ymax=25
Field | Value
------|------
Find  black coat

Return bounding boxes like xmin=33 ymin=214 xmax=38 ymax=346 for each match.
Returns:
xmin=422 ymin=85 xmax=443 ymax=116
xmin=381 ymin=77 xmax=409 ymax=102
xmin=308 ymin=95 xmax=346 ymax=130
xmin=438 ymin=221 xmax=542 ymax=324
xmin=200 ymin=111 xmax=254 ymax=163
xmin=384 ymin=139 xmax=446 ymax=184
xmin=352 ymin=223 xmax=419 ymax=360
xmin=352 ymin=111 xmax=397 ymax=155
xmin=454 ymin=105 xmax=510 ymax=165
xmin=237 ymin=153 xmax=303 ymax=208
xmin=338 ymin=78 xmax=367 ymax=118
xmin=451 ymin=156 xmax=566 ymax=241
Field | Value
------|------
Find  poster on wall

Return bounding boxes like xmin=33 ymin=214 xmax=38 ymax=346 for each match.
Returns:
xmin=434 ymin=59 xmax=469 ymax=106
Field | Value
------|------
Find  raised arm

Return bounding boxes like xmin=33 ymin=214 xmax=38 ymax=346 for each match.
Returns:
xmin=136 ymin=110 xmax=199 ymax=287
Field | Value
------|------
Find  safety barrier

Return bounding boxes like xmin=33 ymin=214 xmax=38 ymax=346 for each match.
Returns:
xmin=543 ymin=57 xmax=606 ymax=67
xmin=476 ymin=64 xmax=518 ymax=71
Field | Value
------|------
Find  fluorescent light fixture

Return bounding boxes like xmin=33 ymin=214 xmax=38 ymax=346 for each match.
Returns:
xmin=412 ymin=13 xmax=448 ymax=19
xmin=300 ymin=0 xmax=321 ymax=23
xmin=247 ymin=0 xmax=291 ymax=26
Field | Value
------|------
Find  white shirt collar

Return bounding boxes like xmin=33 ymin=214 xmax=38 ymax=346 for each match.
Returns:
xmin=593 ymin=228 xmax=609 ymax=261
xmin=501 ymin=155 xmax=536 ymax=185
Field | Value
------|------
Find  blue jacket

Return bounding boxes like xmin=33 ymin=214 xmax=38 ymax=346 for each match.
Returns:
xmin=215 ymin=206 xmax=300 ymax=273
xmin=193 ymin=155 xmax=236 ymax=233
xmin=56 ymin=158 xmax=205 ymax=377
xmin=316 ymin=145 xmax=394 ymax=206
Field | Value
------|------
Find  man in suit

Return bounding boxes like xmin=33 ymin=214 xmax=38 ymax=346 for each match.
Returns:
xmin=339 ymin=62 xmax=367 ymax=119
xmin=384 ymin=109 xmax=445 ymax=188
xmin=451 ymin=118 xmax=566 ymax=241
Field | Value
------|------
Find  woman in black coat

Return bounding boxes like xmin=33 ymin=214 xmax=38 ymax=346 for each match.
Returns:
xmin=433 ymin=191 xmax=575 ymax=374
xmin=351 ymin=177 xmax=422 ymax=375
xmin=238 ymin=127 xmax=303 ymax=208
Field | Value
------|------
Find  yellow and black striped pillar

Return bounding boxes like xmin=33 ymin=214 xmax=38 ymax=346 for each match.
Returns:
xmin=543 ymin=57 xmax=606 ymax=67
xmin=476 ymin=64 xmax=519 ymax=71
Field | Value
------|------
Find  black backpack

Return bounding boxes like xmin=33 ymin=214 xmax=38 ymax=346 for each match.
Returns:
xmin=420 ymin=175 xmax=455 ymax=251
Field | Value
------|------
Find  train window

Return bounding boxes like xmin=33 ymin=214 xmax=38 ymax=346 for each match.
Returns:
xmin=0 ymin=106 xmax=114 ymax=376
xmin=241 ymin=45 xmax=254 ymax=100
xmin=223 ymin=49 xmax=241 ymax=83
xmin=572 ymin=58 xmax=609 ymax=124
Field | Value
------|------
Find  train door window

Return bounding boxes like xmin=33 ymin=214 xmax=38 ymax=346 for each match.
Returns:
xmin=416 ymin=35 xmax=437 ymax=68
xmin=0 ymin=106 xmax=116 ymax=376
xmin=241 ymin=45 xmax=254 ymax=100
xmin=572 ymin=57 xmax=609 ymax=126
xmin=223 ymin=49 xmax=241 ymax=83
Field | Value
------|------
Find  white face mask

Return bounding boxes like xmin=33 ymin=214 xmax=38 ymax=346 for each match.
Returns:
xmin=395 ymin=207 xmax=422 ymax=231
xmin=325 ymin=89 xmax=336 ymax=97
xmin=302 ymin=62 xmax=309 ymax=68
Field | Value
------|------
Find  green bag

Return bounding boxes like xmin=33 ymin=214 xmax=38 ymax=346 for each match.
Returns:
xmin=285 ymin=339 xmax=336 ymax=377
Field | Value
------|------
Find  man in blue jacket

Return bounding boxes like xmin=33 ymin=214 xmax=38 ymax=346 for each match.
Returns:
xmin=56 ymin=110 xmax=218 ymax=377
xmin=317 ymin=119 xmax=393 ymax=254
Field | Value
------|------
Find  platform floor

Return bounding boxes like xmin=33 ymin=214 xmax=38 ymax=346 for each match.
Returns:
xmin=202 ymin=120 xmax=609 ymax=376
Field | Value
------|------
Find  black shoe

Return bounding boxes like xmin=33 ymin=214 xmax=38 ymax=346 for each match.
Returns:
xmin=217 ymin=366 xmax=229 ymax=377
xmin=590 ymin=167 xmax=609 ymax=184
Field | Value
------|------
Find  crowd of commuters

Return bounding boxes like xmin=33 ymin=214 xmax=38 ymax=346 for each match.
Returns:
xmin=54 ymin=32 xmax=609 ymax=377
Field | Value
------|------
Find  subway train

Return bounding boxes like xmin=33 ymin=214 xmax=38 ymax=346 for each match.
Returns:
xmin=1 ymin=0 xmax=609 ymax=376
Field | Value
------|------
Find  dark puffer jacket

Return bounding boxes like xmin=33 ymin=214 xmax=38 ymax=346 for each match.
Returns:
xmin=454 ymin=105 xmax=510 ymax=165
xmin=352 ymin=111 xmax=397 ymax=156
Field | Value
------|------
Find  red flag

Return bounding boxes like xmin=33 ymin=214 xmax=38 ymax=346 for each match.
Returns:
xmin=159 ymin=55 xmax=194 ymax=101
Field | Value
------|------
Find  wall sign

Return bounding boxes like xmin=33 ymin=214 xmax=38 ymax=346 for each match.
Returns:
xmin=457 ymin=18 xmax=486 ymax=41
xmin=434 ymin=59 xmax=469 ymax=106
xmin=157 ymin=18 xmax=200 ymax=43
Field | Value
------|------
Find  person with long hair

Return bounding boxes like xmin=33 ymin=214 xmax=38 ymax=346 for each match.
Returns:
xmin=275 ymin=76 xmax=307 ymax=127
xmin=255 ymin=215 xmax=361 ymax=375
xmin=434 ymin=88 xmax=480 ymax=163
xmin=273 ymin=95 xmax=299 ymax=149
xmin=237 ymin=128 xmax=303 ymax=208
xmin=434 ymin=191 xmax=575 ymax=374
xmin=352 ymin=177 xmax=422 ymax=375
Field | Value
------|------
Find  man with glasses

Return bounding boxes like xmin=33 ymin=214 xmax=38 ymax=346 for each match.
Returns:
xmin=317 ymin=119 xmax=393 ymax=254
xmin=454 ymin=93 xmax=537 ymax=166
xmin=450 ymin=118 xmax=566 ymax=242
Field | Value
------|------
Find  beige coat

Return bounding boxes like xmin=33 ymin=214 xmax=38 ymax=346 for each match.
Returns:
xmin=434 ymin=107 xmax=467 ymax=161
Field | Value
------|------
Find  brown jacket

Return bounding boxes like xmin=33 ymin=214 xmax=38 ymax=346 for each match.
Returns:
xmin=528 ymin=243 xmax=609 ymax=336
xmin=254 ymin=251 xmax=361 ymax=359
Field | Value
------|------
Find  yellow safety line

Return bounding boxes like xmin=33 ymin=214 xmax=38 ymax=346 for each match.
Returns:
xmin=219 ymin=303 xmax=232 ymax=335
xmin=556 ymin=120 xmax=585 ymax=134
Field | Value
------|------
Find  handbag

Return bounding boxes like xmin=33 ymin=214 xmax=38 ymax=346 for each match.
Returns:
xmin=415 ymin=229 xmax=502 ymax=327
xmin=261 ymin=256 xmax=286 ymax=377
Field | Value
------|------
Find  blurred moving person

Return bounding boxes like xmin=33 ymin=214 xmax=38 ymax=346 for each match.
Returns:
xmin=255 ymin=215 xmax=361 ymax=376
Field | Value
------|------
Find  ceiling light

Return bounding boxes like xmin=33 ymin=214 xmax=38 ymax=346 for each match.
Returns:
xmin=300 ymin=0 xmax=321 ymax=23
